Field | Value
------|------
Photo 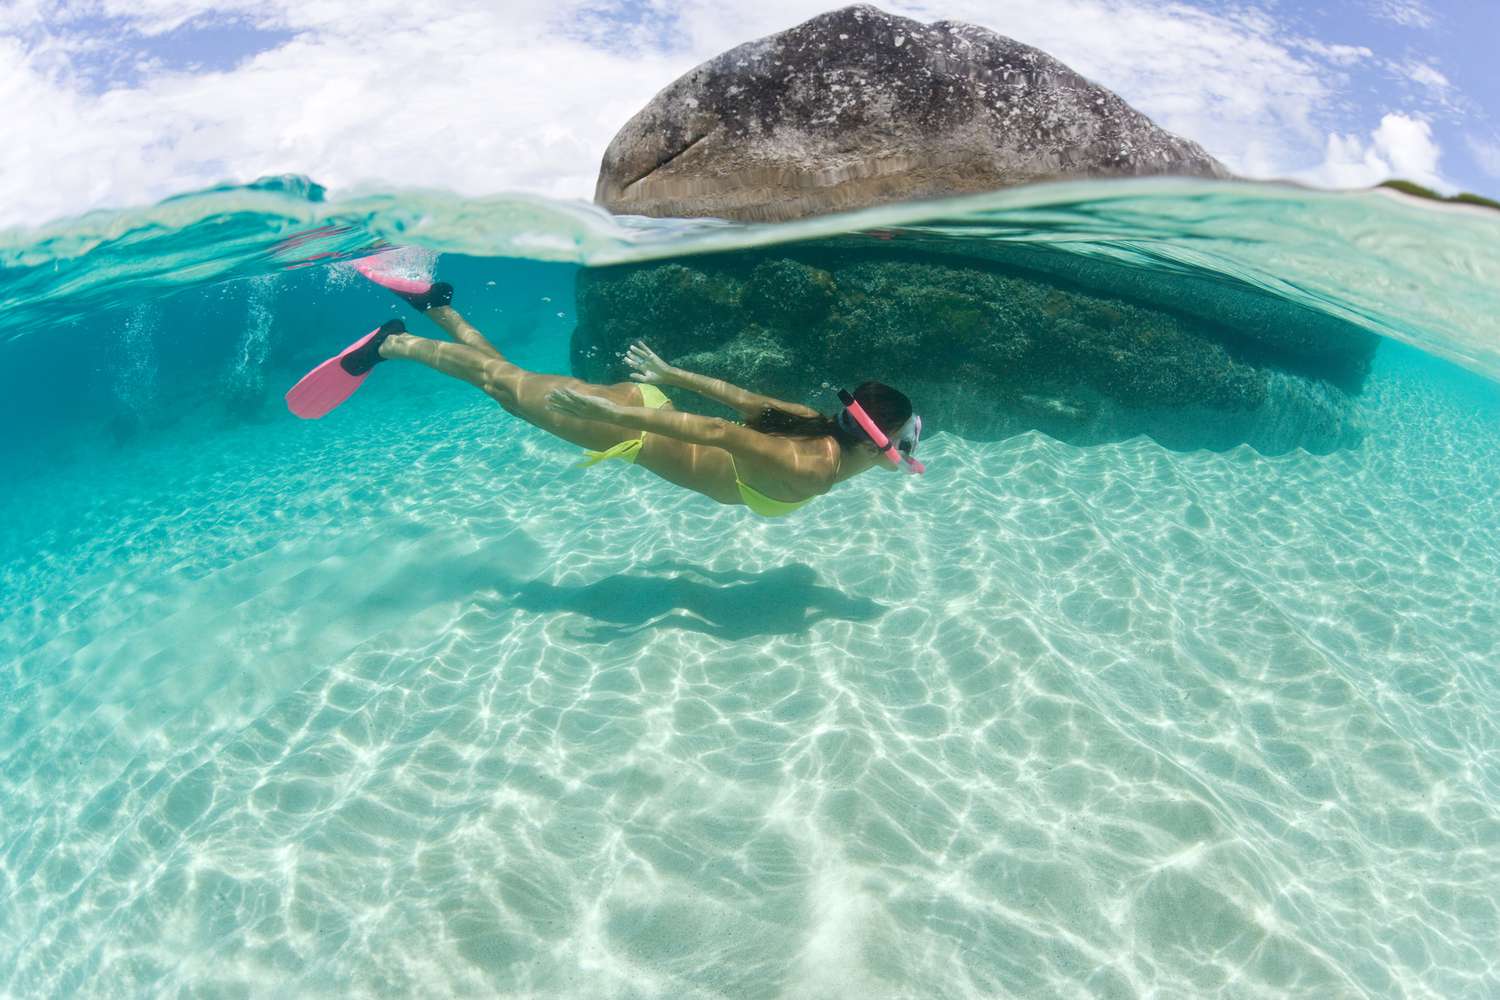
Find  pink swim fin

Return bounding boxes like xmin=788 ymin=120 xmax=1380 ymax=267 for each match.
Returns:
xmin=285 ymin=319 xmax=404 ymax=419
xmin=352 ymin=254 xmax=453 ymax=311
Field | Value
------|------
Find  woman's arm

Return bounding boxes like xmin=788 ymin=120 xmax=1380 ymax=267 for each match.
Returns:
xmin=547 ymin=387 xmax=776 ymax=458
xmin=626 ymin=341 xmax=821 ymax=420
xmin=667 ymin=369 xmax=823 ymax=420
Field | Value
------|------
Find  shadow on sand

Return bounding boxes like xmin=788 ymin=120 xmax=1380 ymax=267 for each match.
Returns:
xmin=500 ymin=560 xmax=886 ymax=643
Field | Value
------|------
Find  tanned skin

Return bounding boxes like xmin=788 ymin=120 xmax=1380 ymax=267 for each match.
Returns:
xmin=377 ymin=306 xmax=896 ymax=509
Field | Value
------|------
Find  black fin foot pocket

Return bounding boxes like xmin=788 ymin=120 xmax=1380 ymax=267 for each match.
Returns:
xmin=400 ymin=281 xmax=453 ymax=312
xmin=340 ymin=318 xmax=406 ymax=376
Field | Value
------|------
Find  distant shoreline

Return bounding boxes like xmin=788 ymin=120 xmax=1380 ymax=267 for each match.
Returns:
xmin=1380 ymin=179 xmax=1500 ymax=211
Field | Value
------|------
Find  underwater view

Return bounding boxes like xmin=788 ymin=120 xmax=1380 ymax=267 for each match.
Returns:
xmin=2 ymin=175 xmax=1498 ymax=998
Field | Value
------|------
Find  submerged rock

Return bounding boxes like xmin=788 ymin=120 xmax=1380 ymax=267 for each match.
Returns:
xmin=571 ymin=244 xmax=1376 ymax=455
xmin=584 ymin=6 xmax=1368 ymax=453
xmin=595 ymin=4 xmax=1230 ymax=222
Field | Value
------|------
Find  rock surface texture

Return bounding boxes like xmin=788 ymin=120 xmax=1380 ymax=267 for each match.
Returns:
xmin=596 ymin=4 xmax=1230 ymax=221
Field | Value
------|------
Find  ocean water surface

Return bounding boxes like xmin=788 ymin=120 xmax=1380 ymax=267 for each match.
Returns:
xmin=2 ymin=178 xmax=1499 ymax=998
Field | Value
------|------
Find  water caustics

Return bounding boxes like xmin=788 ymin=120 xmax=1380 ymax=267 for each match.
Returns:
xmin=1 ymin=177 xmax=1499 ymax=999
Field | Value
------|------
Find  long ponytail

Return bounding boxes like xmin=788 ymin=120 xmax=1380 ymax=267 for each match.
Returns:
xmin=745 ymin=382 xmax=912 ymax=447
xmin=745 ymin=405 xmax=857 ymax=444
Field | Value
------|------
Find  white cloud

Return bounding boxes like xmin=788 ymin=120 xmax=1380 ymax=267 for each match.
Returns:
xmin=0 ymin=0 xmax=1455 ymax=229
xmin=1369 ymin=0 xmax=1435 ymax=29
xmin=1383 ymin=57 xmax=1469 ymax=120
xmin=1372 ymin=114 xmax=1443 ymax=180
xmin=1299 ymin=112 xmax=1446 ymax=190
xmin=1 ymin=3 xmax=694 ymax=228
xmin=1296 ymin=39 xmax=1373 ymax=67
xmin=1402 ymin=62 xmax=1449 ymax=91
xmin=1467 ymin=137 xmax=1500 ymax=180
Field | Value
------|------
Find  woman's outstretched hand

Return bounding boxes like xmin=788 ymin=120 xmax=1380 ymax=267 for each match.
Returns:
xmin=624 ymin=341 xmax=677 ymax=385
xmin=547 ymin=387 xmax=621 ymax=421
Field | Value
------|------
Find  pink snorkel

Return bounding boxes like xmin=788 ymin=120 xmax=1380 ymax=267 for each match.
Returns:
xmin=837 ymin=389 xmax=925 ymax=475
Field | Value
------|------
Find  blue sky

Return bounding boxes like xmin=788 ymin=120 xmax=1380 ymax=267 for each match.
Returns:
xmin=1274 ymin=0 xmax=1499 ymax=191
xmin=1 ymin=0 xmax=1497 ymax=229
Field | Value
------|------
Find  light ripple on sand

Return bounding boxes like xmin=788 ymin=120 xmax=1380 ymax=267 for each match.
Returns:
xmin=1 ymin=352 xmax=1498 ymax=998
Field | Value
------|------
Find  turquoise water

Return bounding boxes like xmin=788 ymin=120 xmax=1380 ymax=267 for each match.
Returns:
xmin=2 ymin=179 xmax=1499 ymax=998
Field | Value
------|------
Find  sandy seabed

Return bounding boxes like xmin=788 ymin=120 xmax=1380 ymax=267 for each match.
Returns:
xmin=2 ymin=347 xmax=1497 ymax=999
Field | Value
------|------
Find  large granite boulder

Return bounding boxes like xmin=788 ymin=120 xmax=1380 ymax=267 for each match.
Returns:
xmin=596 ymin=4 xmax=1230 ymax=221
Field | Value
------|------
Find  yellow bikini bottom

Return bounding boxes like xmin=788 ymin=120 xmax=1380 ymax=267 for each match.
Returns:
xmin=577 ymin=384 xmax=813 ymax=517
xmin=576 ymin=384 xmax=670 ymax=466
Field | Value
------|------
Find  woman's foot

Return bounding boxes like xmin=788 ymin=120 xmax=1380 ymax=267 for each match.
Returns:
xmin=340 ymin=318 xmax=405 ymax=375
xmin=356 ymin=254 xmax=503 ymax=358
xmin=286 ymin=319 xmax=407 ymax=419
xmin=352 ymin=255 xmax=453 ymax=311
xmin=395 ymin=280 xmax=453 ymax=312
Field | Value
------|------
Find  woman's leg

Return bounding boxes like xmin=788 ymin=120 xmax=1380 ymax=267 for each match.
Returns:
xmin=378 ymin=331 xmax=651 ymax=452
xmin=380 ymin=324 xmax=741 ymax=505
xmin=424 ymin=304 xmax=504 ymax=358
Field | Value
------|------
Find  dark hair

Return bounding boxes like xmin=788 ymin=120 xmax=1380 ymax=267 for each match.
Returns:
xmin=746 ymin=382 xmax=913 ymax=449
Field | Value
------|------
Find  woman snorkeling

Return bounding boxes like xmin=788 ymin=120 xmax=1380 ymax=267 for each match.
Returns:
xmin=286 ymin=265 xmax=923 ymax=517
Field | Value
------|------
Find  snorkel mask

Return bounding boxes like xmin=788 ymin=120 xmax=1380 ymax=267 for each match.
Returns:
xmin=836 ymin=388 xmax=925 ymax=475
